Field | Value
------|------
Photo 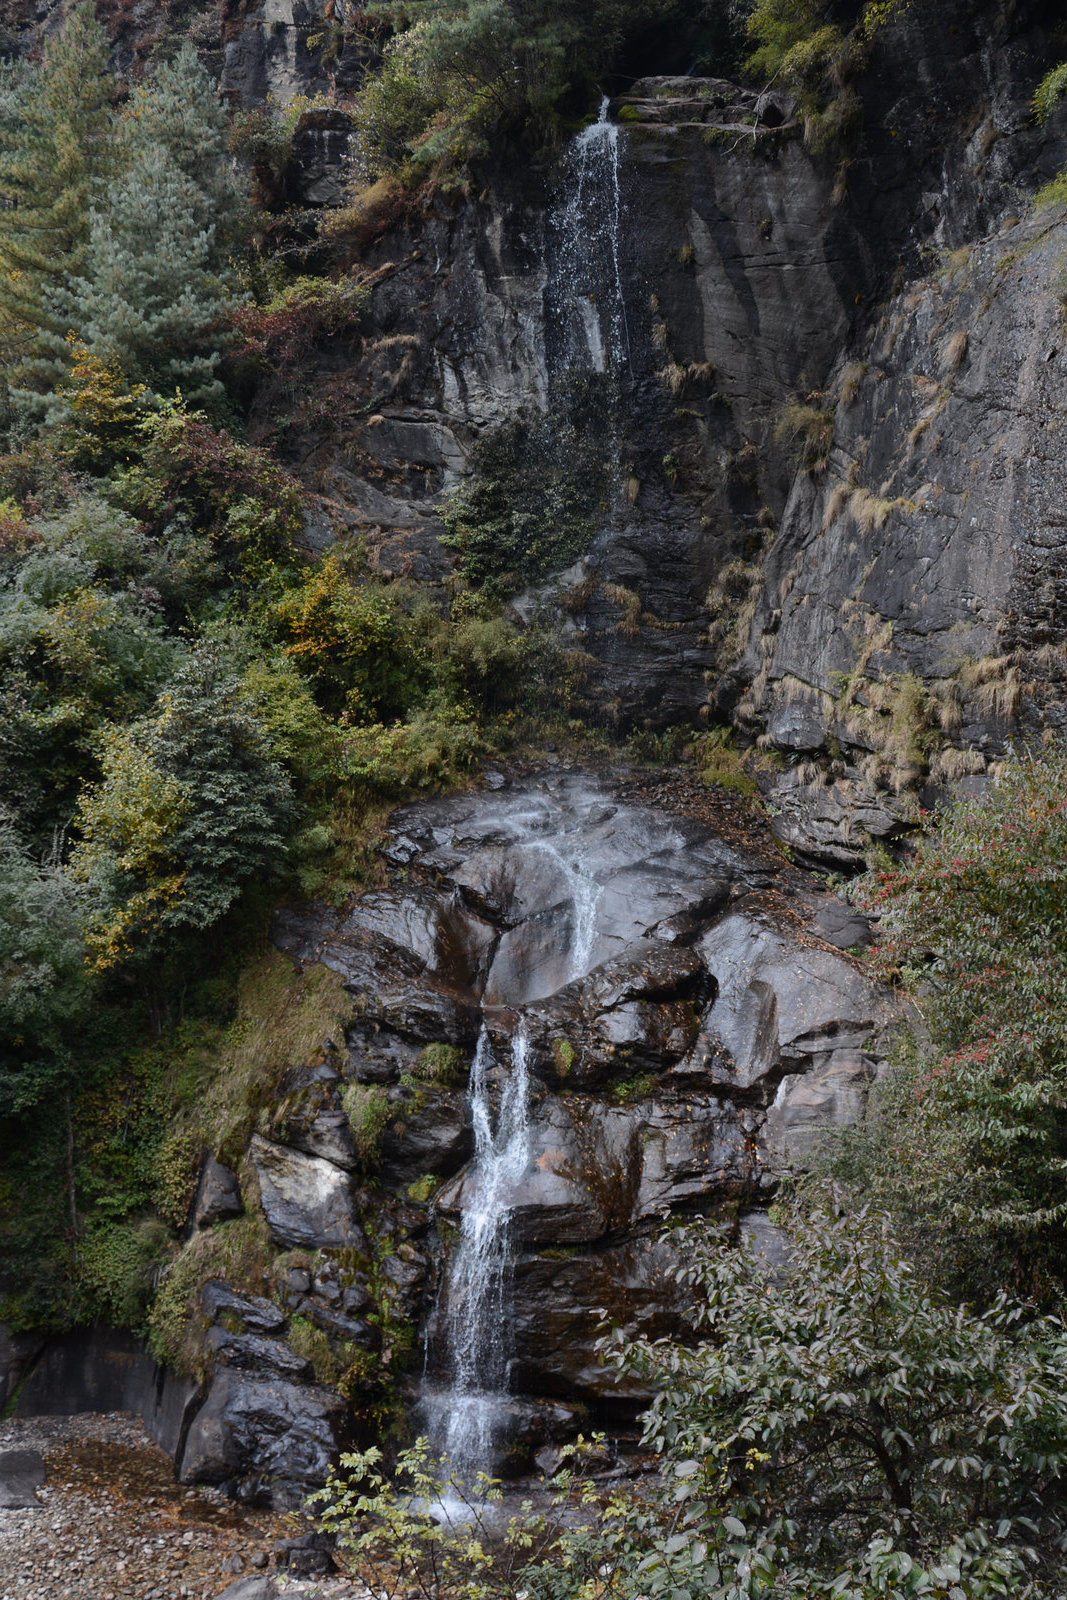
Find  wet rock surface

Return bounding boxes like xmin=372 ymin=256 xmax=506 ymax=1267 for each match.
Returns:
xmin=13 ymin=767 xmax=900 ymax=1513
xmin=265 ymin=770 xmax=899 ymax=1446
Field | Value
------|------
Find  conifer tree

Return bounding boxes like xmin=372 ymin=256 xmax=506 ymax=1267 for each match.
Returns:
xmin=0 ymin=5 xmax=113 ymax=359
xmin=46 ymin=143 xmax=234 ymax=406
xmin=122 ymin=43 xmax=246 ymax=261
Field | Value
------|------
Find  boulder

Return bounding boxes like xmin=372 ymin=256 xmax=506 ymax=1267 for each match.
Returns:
xmin=193 ymin=1155 xmax=243 ymax=1229
xmin=204 ymin=1328 xmax=314 ymax=1384
xmin=491 ymin=942 xmax=708 ymax=1088
xmin=679 ymin=909 xmax=898 ymax=1102
xmin=811 ymin=899 xmax=875 ymax=951
xmin=436 ymin=1096 xmax=638 ymax=1246
xmin=763 ymin=1048 xmax=880 ymax=1167
xmin=0 ymin=1448 xmax=45 ymax=1509
xmin=634 ymin=1097 xmax=759 ymax=1216
xmin=295 ymin=1299 xmax=382 ymax=1352
xmin=379 ymin=1086 xmax=473 ymax=1185
xmin=249 ymin=1136 xmax=364 ymax=1251
xmin=334 ymin=937 xmax=482 ymax=1045
xmin=179 ymin=1369 xmax=345 ymax=1508
xmin=216 ymin=1580 xmax=277 ymax=1600
xmin=269 ymin=1066 xmax=358 ymax=1172
xmin=201 ymin=1282 xmax=286 ymax=1335
xmin=274 ymin=908 xmax=481 ymax=1044
xmin=343 ymin=885 xmax=497 ymax=995
xmin=275 ymin=1530 xmax=335 ymax=1574
xmin=509 ymin=1234 xmax=696 ymax=1405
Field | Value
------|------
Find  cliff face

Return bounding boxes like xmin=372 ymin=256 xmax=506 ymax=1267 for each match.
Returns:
xmin=7 ymin=0 xmax=1067 ymax=1505
xmin=213 ymin=0 xmax=1067 ymax=861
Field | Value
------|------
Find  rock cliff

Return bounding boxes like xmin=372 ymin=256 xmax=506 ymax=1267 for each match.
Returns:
xmin=208 ymin=0 xmax=1067 ymax=860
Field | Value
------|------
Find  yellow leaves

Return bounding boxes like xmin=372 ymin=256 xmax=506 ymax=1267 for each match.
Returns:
xmin=70 ymin=726 xmax=189 ymax=882
xmin=70 ymin=727 xmax=190 ymax=972
xmin=61 ymin=335 xmax=148 ymax=448
xmin=82 ymin=875 xmax=188 ymax=972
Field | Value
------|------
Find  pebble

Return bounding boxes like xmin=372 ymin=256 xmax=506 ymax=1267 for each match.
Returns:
xmin=0 ymin=1414 xmax=374 ymax=1600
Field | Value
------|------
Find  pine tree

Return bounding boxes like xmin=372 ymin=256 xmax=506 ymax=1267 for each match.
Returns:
xmin=0 ymin=5 xmax=113 ymax=360
xmin=46 ymin=142 xmax=234 ymax=406
xmin=121 ymin=43 xmax=246 ymax=261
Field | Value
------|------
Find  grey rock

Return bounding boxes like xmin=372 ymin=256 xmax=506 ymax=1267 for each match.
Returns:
xmin=342 ymin=1281 xmax=373 ymax=1315
xmin=379 ymin=1085 xmax=473 ymax=1185
xmin=0 ymin=1448 xmax=44 ymax=1508
xmin=509 ymin=1234 xmax=697 ymax=1402
xmin=269 ymin=1069 xmax=358 ymax=1171
xmin=342 ymin=884 xmax=497 ymax=995
xmin=201 ymin=1282 xmax=286 ymax=1336
xmin=0 ymin=1325 xmax=44 ymax=1412
xmin=763 ymin=1048 xmax=880 ymax=1167
xmin=250 ymin=1135 xmax=364 ymax=1251
xmin=296 ymin=1299 xmax=382 ymax=1351
xmin=205 ymin=1328 xmax=314 ymax=1384
xmin=193 ymin=1154 xmax=243 ymax=1229
xmin=812 ymin=900 xmax=874 ymax=950
xmin=290 ymin=108 xmax=352 ymax=207
xmin=634 ymin=1097 xmax=758 ymax=1216
xmin=678 ymin=909 xmax=898 ymax=1102
xmin=488 ymin=940 xmax=708 ymax=1089
xmin=436 ymin=1096 xmax=636 ymax=1245
xmin=275 ymin=1531 xmax=336 ymax=1574
xmin=740 ymin=1210 xmax=792 ymax=1274
xmin=179 ymin=1368 xmax=345 ymax=1509
xmin=215 ymin=1578 xmax=278 ymax=1600
xmin=275 ymin=904 xmax=483 ymax=1044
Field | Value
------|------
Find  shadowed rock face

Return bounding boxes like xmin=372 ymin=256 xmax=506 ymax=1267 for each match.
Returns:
xmin=268 ymin=773 xmax=899 ymax=1426
xmin=209 ymin=0 xmax=1065 ymax=857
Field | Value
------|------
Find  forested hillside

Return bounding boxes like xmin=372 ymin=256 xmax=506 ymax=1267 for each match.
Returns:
xmin=2 ymin=0 xmax=1067 ymax=1594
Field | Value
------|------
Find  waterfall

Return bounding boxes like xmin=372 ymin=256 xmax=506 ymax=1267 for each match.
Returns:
xmin=428 ymin=1025 xmax=532 ymax=1484
xmin=547 ymin=96 xmax=630 ymax=376
xmin=424 ymin=825 xmax=604 ymax=1488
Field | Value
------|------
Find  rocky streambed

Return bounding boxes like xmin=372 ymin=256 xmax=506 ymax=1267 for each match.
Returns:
xmin=9 ymin=765 xmax=903 ymax=1509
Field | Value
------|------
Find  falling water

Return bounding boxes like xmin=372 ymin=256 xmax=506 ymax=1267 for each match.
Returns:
xmin=425 ymin=837 xmax=603 ymax=1487
xmin=427 ymin=1024 xmax=532 ymax=1482
xmin=547 ymin=96 xmax=630 ymax=375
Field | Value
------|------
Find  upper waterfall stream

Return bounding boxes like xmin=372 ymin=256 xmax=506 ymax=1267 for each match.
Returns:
xmin=547 ymin=95 xmax=630 ymax=376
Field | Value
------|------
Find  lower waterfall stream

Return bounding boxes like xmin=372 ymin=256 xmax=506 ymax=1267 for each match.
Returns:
xmin=422 ymin=821 xmax=606 ymax=1488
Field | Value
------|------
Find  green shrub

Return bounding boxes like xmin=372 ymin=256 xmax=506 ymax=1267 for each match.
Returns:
xmin=80 ymin=1217 xmax=169 ymax=1332
xmin=148 ymin=1211 xmax=274 ymax=1373
xmin=608 ymin=1072 xmax=658 ymax=1104
xmin=340 ymin=1083 xmax=393 ymax=1171
xmin=412 ymin=1043 xmax=468 ymax=1086
xmin=153 ymin=1129 xmax=202 ymax=1231
xmin=440 ymin=379 xmax=612 ymax=595
xmin=1034 ymin=62 xmax=1067 ymax=125
xmin=838 ymin=747 xmax=1067 ymax=1300
xmin=348 ymin=0 xmax=680 ymax=182
xmin=314 ymin=1206 xmax=1067 ymax=1596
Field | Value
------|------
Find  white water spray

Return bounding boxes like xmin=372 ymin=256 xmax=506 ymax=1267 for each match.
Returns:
xmin=548 ymin=96 xmax=630 ymax=375
xmin=425 ymin=832 xmax=604 ymax=1485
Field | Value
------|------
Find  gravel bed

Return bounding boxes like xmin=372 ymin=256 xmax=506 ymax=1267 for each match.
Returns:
xmin=0 ymin=1414 xmax=372 ymax=1600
